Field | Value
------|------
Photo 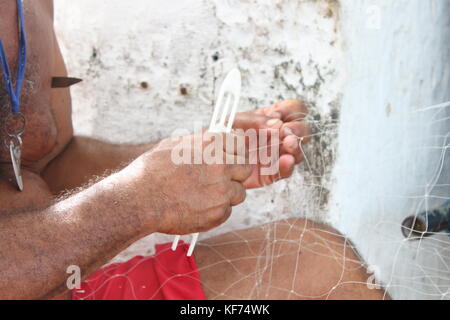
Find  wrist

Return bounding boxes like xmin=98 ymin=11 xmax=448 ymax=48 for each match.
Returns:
xmin=110 ymin=159 xmax=162 ymax=236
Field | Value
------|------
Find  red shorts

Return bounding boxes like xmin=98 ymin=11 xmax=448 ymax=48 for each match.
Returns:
xmin=72 ymin=242 xmax=206 ymax=300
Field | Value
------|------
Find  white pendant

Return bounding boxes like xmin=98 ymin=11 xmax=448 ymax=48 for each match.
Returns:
xmin=9 ymin=140 xmax=23 ymax=191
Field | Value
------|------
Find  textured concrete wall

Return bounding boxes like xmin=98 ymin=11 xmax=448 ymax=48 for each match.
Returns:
xmin=55 ymin=0 xmax=343 ymax=255
xmin=330 ymin=0 xmax=450 ymax=300
xmin=55 ymin=0 xmax=450 ymax=299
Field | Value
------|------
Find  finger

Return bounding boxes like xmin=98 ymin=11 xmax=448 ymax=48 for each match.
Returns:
xmin=223 ymin=146 xmax=250 ymax=166
xmin=228 ymin=162 xmax=253 ymax=182
xmin=280 ymin=135 xmax=303 ymax=163
xmin=203 ymin=132 xmax=226 ymax=157
xmin=255 ymin=154 xmax=296 ymax=187
xmin=255 ymin=105 xmax=282 ymax=119
xmin=281 ymin=121 xmax=312 ymax=142
xmin=233 ymin=112 xmax=268 ymax=131
xmin=229 ymin=181 xmax=247 ymax=206
xmin=219 ymin=206 xmax=233 ymax=225
xmin=277 ymin=154 xmax=296 ymax=180
xmin=205 ymin=132 xmax=248 ymax=160
xmin=233 ymin=111 xmax=283 ymax=131
xmin=222 ymin=131 xmax=249 ymax=158
xmin=272 ymin=99 xmax=308 ymax=122
xmin=202 ymin=206 xmax=233 ymax=232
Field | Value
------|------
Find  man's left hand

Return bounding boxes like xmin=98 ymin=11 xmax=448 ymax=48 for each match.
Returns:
xmin=232 ymin=99 xmax=312 ymax=189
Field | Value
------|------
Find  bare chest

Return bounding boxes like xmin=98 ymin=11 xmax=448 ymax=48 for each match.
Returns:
xmin=0 ymin=0 xmax=72 ymax=173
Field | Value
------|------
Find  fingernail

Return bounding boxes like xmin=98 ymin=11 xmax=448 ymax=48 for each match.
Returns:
xmin=267 ymin=119 xmax=282 ymax=127
xmin=290 ymin=139 xmax=298 ymax=149
xmin=268 ymin=111 xmax=281 ymax=118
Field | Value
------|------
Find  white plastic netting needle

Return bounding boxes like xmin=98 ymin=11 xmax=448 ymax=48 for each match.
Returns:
xmin=171 ymin=235 xmax=181 ymax=251
xmin=186 ymin=233 xmax=199 ymax=256
xmin=172 ymin=68 xmax=242 ymax=256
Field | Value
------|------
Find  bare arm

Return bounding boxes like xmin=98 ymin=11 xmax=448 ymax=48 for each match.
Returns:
xmin=0 ymin=134 xmax=251 ymax=299
xmin=42 ymin=99 xmax=309 ymax=194
xmin=0 ymin=169 xmax=156 ymax=300
xmin=42 ymin=136 xmax=158 ymax=194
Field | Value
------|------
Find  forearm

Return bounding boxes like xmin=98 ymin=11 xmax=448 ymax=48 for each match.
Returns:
xmin=0 ymin=170 xmax=157 ymax=300
xmin=42 ymin=136 xmax=158 ymax=194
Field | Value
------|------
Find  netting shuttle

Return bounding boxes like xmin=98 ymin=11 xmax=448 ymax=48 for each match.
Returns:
xmin=172 ymin=68 xmax=242 ymax=256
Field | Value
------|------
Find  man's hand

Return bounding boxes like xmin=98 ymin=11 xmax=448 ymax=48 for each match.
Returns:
xmin=121 ymin=132 xmax=253 ymax=235
xmin=233 ymin=99 xmax=312 ymax=189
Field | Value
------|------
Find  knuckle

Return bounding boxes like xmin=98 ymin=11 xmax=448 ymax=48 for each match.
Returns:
xmin=243 ymin=163 xmax=253 ymax=175
xmin=255 ymin=115 xmax=268 ymax=128
xmin=218 ymin=206 xmax=233 ymax=225
xmin=212 ymin=163 xmax=226 ymax=176
xmin=237 ymin=189 xmax=247 ymax=205
xmin=217 ymin=182 xmax=229 ymax=196
xmin=208 ymin=206 xmax=231 ymax=227
xmin=287 ymin=99 xmax=303 ymax=108
xmin=285 ymin=121 xmax=301 ymax=130
xmin=224 ymin=206 xmax=232 ymax=218
xmin=232 ymin=184 xmax=247 ymax=205
xmin=196 ymin=210 xmax=215 ymax=232
xmin=288 ymin=99 xmax=308 ymax=115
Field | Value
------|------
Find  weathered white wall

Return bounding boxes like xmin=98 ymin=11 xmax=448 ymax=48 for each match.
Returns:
xmin=55 ymin=0 xmax=342 ymax=256
xmin=330 ymin=0 xmax=450 ymax=300
xmin=55 ymin=0 xmax=450 ymax=299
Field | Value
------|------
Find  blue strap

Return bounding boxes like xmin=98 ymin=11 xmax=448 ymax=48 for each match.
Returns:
xmin=0 ymin=0 xmax=27 ymax=115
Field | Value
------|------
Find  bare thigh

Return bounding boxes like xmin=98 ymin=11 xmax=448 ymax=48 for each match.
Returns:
xmin=195 ymin=218 xmax=389 ymax=300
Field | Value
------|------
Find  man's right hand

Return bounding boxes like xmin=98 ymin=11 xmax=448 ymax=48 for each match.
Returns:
xmin=120 ymin=132 xmax=253 ymax=235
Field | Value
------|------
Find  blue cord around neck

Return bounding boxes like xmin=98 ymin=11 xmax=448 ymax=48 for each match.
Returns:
xmin=0 ymin=0 xmax=27 ymax=115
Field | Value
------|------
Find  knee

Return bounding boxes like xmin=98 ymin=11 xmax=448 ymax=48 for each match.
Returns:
xmin=277 ymin=218 xmax=365 ymax=266
xmin=274 ymin=218 xmax=388 ymax=299
xmin=273 ymin=218 xmax=346 ymax=245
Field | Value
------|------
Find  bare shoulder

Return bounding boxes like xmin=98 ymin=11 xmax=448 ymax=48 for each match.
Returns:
xmin=0 ymin=0 xmax=73 ymax=173
xmin=0 ymin=0 xmax=55 ymax=203
xmin=43 ymin=0 xmax=54 ymax=18
xmin=0 ymin=0 xmax=53 ymax=17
